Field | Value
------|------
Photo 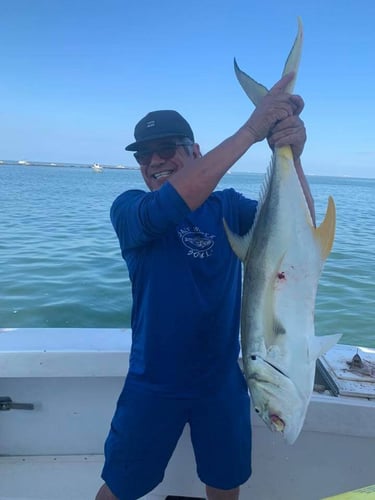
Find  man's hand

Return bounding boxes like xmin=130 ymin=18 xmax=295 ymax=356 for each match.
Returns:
xmin=267 ymin=115 xmax=306 ymax=159
xmin=244 ymin=73 xmax=304 ymax=144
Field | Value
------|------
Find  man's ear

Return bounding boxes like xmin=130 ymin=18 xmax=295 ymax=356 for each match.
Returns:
xmin=192 ymin=144 xmax=202 ymax=158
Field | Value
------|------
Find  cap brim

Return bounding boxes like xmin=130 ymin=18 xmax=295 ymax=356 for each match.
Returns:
xmin=125 ymin=132 xmax=189 ymax=151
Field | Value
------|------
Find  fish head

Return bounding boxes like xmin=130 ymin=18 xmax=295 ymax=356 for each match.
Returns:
xmin=245 ymin=354 xmax=308 ymax=444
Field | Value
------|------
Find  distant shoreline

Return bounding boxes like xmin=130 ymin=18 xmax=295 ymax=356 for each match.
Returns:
xmin=1 ymin=160 xmax=373 ymax=181
xmin=0 ymin=160 xmax=139 ymax=171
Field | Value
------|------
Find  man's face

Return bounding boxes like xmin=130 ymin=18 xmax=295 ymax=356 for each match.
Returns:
xmin=133 ymin=138 xmax=200 ymax=191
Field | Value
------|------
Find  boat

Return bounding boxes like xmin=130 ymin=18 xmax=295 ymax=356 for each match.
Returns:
xmin=92 ymin=163 xmax=104 ymax=173
xmin=1 ymin=327 xmax=374 ymax=500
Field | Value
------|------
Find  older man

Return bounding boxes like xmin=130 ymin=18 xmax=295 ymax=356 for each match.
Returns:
xmin=96 ymin=73 xmax=306 ymax=500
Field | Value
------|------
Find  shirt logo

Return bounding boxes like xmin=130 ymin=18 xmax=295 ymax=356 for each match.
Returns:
xmin=146 ymin=120 xmax=155 ymax=128
xmin=178 ymin=226 xmax=215 ymax=258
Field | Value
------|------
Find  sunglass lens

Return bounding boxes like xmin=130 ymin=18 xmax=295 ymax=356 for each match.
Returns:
xmin=134 ymin=145 xmax=178 ymax=166
xmin=134 ymin=152 xmax=151 ymax=165
xmin=158 ymin=145 xmax=177 ymax=160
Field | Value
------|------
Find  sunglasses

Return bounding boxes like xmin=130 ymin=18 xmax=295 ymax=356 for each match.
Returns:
xmin=134 ymin=142 xmax=190 ymax=167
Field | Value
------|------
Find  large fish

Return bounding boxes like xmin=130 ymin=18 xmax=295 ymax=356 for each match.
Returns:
xmin=225 ymin=19 xmax=341 ymax=444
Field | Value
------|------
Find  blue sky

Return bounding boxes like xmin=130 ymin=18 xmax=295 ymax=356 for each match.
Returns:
xmin=1 ymin=0 xmax=374 ymax=177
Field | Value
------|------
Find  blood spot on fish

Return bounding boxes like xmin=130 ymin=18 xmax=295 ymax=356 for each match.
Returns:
xmin=277 ymin=272 xmax=286 ymax=280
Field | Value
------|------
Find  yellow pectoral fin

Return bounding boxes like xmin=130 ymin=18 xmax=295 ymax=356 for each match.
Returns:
xmin=223 ymin=218 xmax=252 ymax=262
xmin=314 ymin=196 xmax=336 ymax=259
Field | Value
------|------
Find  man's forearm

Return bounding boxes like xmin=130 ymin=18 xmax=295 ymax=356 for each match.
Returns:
xmin=294 ymin=156 xmax=316 ymax=226
xmin=169 ymin=126 xmax=256 ymax=211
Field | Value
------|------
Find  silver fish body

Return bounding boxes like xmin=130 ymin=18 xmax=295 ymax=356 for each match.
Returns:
xmin=226 ymin=19 xmax=341 ymax=444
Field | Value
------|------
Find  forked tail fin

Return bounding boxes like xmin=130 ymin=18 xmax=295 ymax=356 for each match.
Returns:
xmin=234 ymin=17 xmax=304 ymax=104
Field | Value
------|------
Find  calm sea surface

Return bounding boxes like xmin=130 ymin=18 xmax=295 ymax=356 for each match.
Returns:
xmin=1 ymin=165 xmax=374 ymax=348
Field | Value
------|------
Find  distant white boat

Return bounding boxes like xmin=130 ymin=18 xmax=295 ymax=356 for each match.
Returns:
xmin=18 ymin=160 xmax=29 ymax=165
xmin=92 ymin=163 xmax=103 ymax=173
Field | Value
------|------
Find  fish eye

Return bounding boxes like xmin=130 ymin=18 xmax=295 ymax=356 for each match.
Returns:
xmin=254 ymin=407 xmax=260 ymax=414
xmin=251 ymin=355 xmax=256 ymax=360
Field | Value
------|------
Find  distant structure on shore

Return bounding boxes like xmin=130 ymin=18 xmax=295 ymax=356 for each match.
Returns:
xmin=0 ymin=159 xmax=139 ymax=171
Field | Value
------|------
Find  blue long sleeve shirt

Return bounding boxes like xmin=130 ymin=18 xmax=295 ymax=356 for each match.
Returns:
xmin=110 ymin=181 xmax=257 ymax=398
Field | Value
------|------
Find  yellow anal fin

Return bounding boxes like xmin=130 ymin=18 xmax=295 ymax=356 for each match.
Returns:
xmin=315 ymin=196 xmax=336 ymax=259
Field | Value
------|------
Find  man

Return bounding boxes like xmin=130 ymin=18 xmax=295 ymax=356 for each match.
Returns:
xmin=96 ymin=73 xmax=306 ymax=500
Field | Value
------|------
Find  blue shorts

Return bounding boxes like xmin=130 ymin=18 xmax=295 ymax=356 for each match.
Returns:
xmin=101 ymin=366 xmax=251 ymax=500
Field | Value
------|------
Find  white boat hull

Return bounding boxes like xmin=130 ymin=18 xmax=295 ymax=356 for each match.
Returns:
xmin=1 ymin=328 xmax=374 ymax=500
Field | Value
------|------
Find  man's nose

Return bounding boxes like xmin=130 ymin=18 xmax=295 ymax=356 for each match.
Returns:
xmin=149 ymin=152 xmax=165 ymax=167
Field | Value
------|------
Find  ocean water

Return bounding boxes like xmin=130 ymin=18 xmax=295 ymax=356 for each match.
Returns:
xmin=1 ymin=165 xmax=374 ymax=348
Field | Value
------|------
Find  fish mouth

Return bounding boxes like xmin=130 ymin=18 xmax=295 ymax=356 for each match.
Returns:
xmin=152 ymin=170 xmax=174 ymax=180
xmin=270 ymin=414 xmax=285 ymax=432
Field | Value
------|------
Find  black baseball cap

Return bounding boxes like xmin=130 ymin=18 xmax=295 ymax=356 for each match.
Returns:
xmin=125 ymin=110 xmax=194 ymax=151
